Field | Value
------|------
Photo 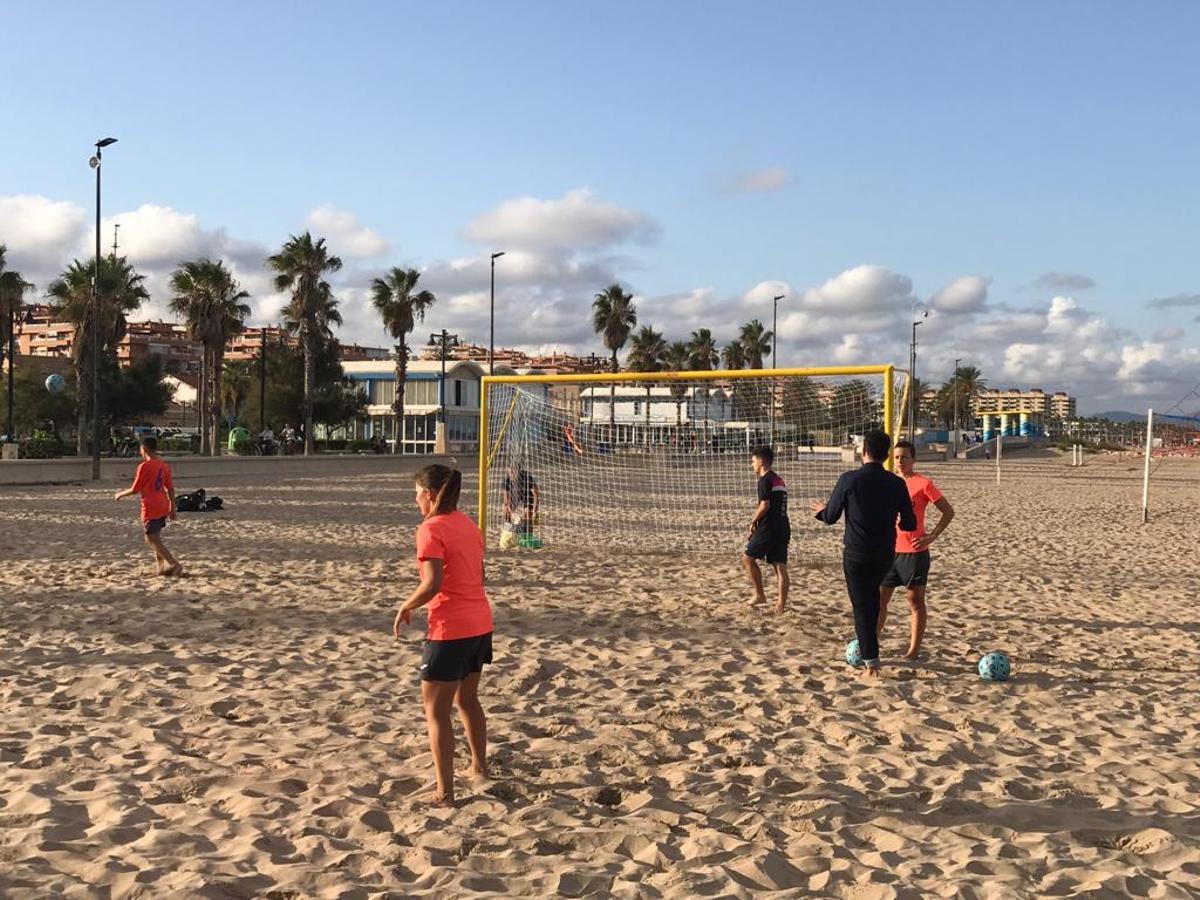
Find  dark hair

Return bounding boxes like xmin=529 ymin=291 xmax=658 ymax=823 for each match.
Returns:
xmin=894 ymin=439 xmax=915 ymax=458
xmin=415 ymin=464 xmax=462 ymax=517
xmin=752 ymin=445 xmax=774 ymax=466
xmin=140 ymin=436 xmax=158 ymax=452
xmin=862 ymin=429 xmax=891 ymax=461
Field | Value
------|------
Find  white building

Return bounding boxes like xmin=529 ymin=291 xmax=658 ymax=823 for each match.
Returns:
xmin=579 ymin=384 xmax=733 ymax=426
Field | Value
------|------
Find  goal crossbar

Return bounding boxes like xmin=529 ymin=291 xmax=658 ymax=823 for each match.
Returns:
xmin=477 ymin=364 xmax=896 ymax=533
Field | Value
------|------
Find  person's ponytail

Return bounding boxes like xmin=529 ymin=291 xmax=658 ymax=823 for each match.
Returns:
xmin=415 ymin=465 xmax=461 ymax=518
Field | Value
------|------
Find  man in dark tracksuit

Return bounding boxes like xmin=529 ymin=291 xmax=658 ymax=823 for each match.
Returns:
xmin=811 ymin=429 xmax=916 ymax=678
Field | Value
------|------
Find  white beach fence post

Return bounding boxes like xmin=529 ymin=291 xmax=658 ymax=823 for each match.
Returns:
xmin=995 ymin=432 xmax=1002 ymax=485
xmin=1141 ymin=408 xmax=1154 ymax=524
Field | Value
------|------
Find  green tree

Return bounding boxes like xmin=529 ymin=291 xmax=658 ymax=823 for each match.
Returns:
xmin=739 ymin=319 xmax=772 ymax=369
xmin=664 ymin=340 xmax=691 ymax=427
xmin=168 ymin=259 xmax=251 ymax=455
xmin=221 ymin=359 xmax=253 ymax=424
xmin=782 ymin=377 xmax=824 ymax=436
xmin=106 ymin=355 xmax=174 ymax=426
xmin=591 ymin=283 xmax=637 ymax=431
xmin=266 ymin=232 xmax=343 ymax=455
xmin=47 ymin=255 xmax=149 ymax=455
xmin=0 ymin=245 xmax=34 ymax=372
xmin=370 ymin=267 xmax=435 ymax=453
xmin=4 ymin=365 xmax=76 ymax=442
xmin=627 ymin=325 xmax=667 ymax=437
xmin=830 ymin=379 xmax=875 ymax=441
xmin=241 ymin=335 xmax=365 ymax=440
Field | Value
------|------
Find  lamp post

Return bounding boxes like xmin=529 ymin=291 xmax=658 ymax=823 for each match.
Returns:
xmin=489 ymin=251 xmax=505 ymax=375
xmin=89 ymin=136 xmax=117 ymax=480
xmin=908 ymin=308 xmax=927 ymax=442
xmin=430 ymin=329 xmax=460 ymax=425
xmin=771 ymin=293 xmax=785 ymax=443
xmin=953 ymin=356 xmax=961 ymax=458
xmin=259 ymin=325 xmax=268 ymax=434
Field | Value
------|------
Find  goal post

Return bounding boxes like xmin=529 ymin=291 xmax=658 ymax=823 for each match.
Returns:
xmin=478 ymin=364 xmax=902 ymax=552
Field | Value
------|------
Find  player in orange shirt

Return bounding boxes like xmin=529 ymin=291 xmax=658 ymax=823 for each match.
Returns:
xmin=394 ymin=464 xmax=493 ymax=808
xmin=878 ymin=439 xmax=954 ymax=659
xmin=113 ymin=436 xmax=181 ymax=576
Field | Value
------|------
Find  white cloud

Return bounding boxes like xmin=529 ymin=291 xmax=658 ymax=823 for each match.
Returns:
xmin=930 ymin=275 xmax=989 ymax=315
xmin=0 ymin=194 xmax=88 ymax=285
xmin=462 ymin=188 xmax=658 ymax=252
xmin=796 ymin=264 xmax=915 ymax=315
xmin=728 ymin=167 xmax=792 ymax=194
xmin=304 ymin=206 xmax=389 ymax=259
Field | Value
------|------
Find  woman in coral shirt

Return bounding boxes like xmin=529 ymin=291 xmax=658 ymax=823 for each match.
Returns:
xmin=394 ymin=464 xmax=493 ymax=807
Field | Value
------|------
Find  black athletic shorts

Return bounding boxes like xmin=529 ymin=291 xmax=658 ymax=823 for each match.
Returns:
xmin=420 ymin=632 xmax=493 ymax=682
xmin=143 ymin=516 xmax=167 ymax=535
xmin=881 ymin=551 xmax=931 ymax=588
xmin=745 ymin=527 xmax=790 ymax=564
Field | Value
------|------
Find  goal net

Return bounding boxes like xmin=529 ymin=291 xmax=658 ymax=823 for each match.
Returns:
xmin=479 ymin=366 xmax=903 ymax=554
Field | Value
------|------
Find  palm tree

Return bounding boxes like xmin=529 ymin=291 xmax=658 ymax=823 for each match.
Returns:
xmin=937 ymin=365 xmax=987 ymax=431
xmin=687 ymin=329 xmax=719 ymax=438
xmin=721 ymin=340 xmax=746 ymax=371
xmin=627 ymin=325 xmax=667 ymax=440
xmin=0 ymin=245 xmax=34 ymax=372
xmin=221 ymin=359 xmax=253 ymax=423
xmin=664 ymin=341 xmax=691 ymax=428
xmin=591 ymin=283 xmax=637 ymax=433
xmin=370 ymin=267 xmax=436 ymax=453
xmin=168 ymin=259 xmax=251 ymax=455
xmin=48 ymin=256 xmax=149 ymax=455
xmin=266 ymin=233 xmax=343 ymax=455
xmin=739 ymin=319 xmax=773 ymax=369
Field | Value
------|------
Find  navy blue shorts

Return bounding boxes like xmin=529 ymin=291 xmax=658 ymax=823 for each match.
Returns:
xmin=420 ymin=632 xmax=493 ymax=682
xmin=745 ymin=528 xmax=789 ymax=564
xmin=143 ymin=516 xmax=167 ymax=536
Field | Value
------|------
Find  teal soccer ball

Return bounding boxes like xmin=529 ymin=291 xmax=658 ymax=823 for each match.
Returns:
xmin=978 ymin=652 xmax=1011 ymax=682
xmin=845 ymin=639 xmax=863 ymax=667
xmin=45 ymin=373 xmax=66 ymax=394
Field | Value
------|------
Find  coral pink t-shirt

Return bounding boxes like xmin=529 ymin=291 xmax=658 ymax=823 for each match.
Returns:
xmin=415 ymin=510 xmax=493 ymax=641
xmin=131 ymin=457 xmax=173 ymax=521
xmin=895 ymin=473 xmax=944 ymax=554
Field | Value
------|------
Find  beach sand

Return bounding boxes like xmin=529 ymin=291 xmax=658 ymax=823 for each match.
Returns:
xmin=2 ymin=454 xmax=1198 ymax=898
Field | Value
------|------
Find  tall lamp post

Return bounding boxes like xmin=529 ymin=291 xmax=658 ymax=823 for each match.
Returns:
xmin=489 ymin=251 xmax=505 ymax=375
xmin=952 ymin=356 xmax=961 ymax=458
xmin=908 ymin=308 xmax=927 ymax=441
xmin=770 ymin=293 xmax=785 ymax=442
xmin=259 ymin=325 xmax=268 ymax=434
xmin=430 ymin=329 xmax=459 ymax=453
xmin=89 ymin=136 xmax=117 ymax=480
xmin=7 ymin=307 xmax=34 ymax=443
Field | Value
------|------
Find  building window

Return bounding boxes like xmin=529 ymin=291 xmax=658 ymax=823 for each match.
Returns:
xmin=404 ymin=380 xmax=438 ymax=406
xmin=454 ymin=379 xmax=462 ymax=407
xmin=369 ymin=379 xmax=396 ymax=406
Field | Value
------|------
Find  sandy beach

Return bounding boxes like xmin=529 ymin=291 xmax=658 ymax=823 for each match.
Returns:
xmin=2 ymin=454 xmax=1199 ymax=898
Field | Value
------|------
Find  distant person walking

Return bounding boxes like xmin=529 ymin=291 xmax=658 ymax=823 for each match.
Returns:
xmin=113 ymin=436 xmax=182 ymax=577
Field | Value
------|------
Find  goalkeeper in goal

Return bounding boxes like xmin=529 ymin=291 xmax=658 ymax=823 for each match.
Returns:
xmin=743 ymin=446 xmax=791 ymax=614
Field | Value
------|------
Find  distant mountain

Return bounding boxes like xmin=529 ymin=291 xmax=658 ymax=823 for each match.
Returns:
xmin=1093 ymin=411 xmax=1145 ymax=423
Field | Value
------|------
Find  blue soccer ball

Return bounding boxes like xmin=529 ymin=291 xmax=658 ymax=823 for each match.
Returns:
xmin=978 ymin=651 xmax=1011 ymax=682
xmin=845 ymin=639 xmax=863 ymax=668
xmin=45 ymin=373 xmax=66 ymax=395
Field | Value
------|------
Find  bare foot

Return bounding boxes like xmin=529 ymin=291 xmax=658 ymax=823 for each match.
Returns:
xmin=428 ymin=794 xmax=455 ymax=809
xmin=860 ymin=666 xmax=882 ymax=681
xmin=467 ymin=766 xmax=489 ymax=781
xmin=750 ymin=594 xmax=767 ymax=607
xmin=166 ymin=564 xmax=183 ymax=578
xmin=773 ymin=600 xmax=786 ymax=615
xmin=902 ymin=649 xmax=920 ymax=660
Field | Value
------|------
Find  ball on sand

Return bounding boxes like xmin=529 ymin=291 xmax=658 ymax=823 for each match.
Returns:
xmin=845 ymin=639 xmax=863 ymax=668
xmin=45 ymin=373 xmax=66 ymax=394
xmin=978 ymin=651 xmax=1011 ymax=682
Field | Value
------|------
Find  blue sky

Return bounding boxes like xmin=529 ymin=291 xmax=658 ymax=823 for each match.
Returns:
xmin=3 ymin=1 xmax=1199 ymax=412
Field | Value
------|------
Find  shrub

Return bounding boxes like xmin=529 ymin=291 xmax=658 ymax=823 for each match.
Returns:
xmin=21 ymin=437 xmax=66 ymax=459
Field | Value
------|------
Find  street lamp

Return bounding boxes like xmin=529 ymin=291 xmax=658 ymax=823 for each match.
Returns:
xmin=770 ymin=293 xmax=785 ymax=443
xmin=430 ymin=329 xmax=460 ymax=424
xmin=953 ymin=356 xmax=961 ymax=458
xmin=90 ymin=136 xmax=117 ymax=480
xmin=909 ymin=307 xmax=928 ymax=442
xmin=489 ymin=252 xmax=505 ymax=375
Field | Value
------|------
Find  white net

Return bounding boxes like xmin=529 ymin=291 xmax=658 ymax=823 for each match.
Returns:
xmin=482 ymin=368 xmax=904 ymax=555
